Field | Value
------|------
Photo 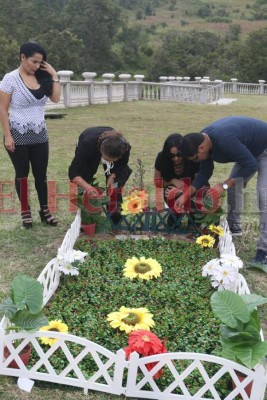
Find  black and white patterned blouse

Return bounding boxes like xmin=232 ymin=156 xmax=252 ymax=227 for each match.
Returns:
xmin=0 ymin=68 xmax=49 ymax=145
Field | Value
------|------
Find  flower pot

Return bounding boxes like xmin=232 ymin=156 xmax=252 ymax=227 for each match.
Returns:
xmin=4 ymin=344 xmax=31 ymax=369
xmin=82 ymin=223 xmax=96 ymax=236
xmin=231 ymin=371 xmax=253 ymax=399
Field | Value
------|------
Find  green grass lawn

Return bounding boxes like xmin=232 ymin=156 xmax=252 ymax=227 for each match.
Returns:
xmin=0 ymin=95 xmax=266 ymax=399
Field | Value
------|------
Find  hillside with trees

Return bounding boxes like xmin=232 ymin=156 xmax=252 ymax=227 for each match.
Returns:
xmin=1 ymin=0 xmax=267 ymax=81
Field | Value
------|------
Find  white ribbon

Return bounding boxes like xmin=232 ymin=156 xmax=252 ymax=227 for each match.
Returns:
xmin=101 ymin=158 xmax=114 ymax=175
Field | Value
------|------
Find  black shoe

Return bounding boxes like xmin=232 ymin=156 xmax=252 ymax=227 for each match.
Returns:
xmin=21 ymin=210 xmax=32 ymax=229
xmin=39 ymin=206 xmax=58 ymax=226
xmin=229 ymin=224 xmax=242 ymax=237
xmin=249 ymin=249 xmax=267 ymax=268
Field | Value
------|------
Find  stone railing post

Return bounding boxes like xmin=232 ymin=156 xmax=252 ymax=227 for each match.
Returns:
xmin=82 ymin=72 xmax=97 ymax=105
xmin=214 ymin=80 xmax=224 ymax=99
xmin=258 ymin=80 xmax=265 ymax=95
xmin=102 ymin=73 xmax=115 ymax=103
xmin=231 ymin=78 xmax=238 ymax=93
xmin=200 ymin=78 xmax=210 ymax=104
xmin=168 ymin=76 xmax=175 ymax=82
xmin=134 ymin=75 xmax=145 ymax=100
xmin=57 ymin=70 xmax=74 ymax=107
xmin=159 ymin=76 xmax=168 ymax=83
xmin=183 ymin=76 xmax=190 ymax=82
xmin=159 ymin=77 xmax=168 ymax=100
xmin=119 ymin=73 xmax=131 ymax=102
xmin=195 ymin=77 xmax=202 ymax=83
xmin=176 ymin=77 xmax=183 ymax=82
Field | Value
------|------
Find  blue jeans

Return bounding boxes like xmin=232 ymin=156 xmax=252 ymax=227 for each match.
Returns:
xmin=227 ymin=149 xmax=267 ymax=251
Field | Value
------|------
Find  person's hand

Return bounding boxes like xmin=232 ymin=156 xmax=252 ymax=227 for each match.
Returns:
xmin=40 ymin=61 xmax=58 ymax=80
xmin=106 ymin=175 xmax=116 ymax=188
xmin=212 ymin=183 xmax=225 ymax=196
xmin=174 ymin=193 xmax=186 ymax=211
xmin=4 ymin=136 xmax=15 ymax=152
xmin=85 ymin=185 xmax=105 ymax=199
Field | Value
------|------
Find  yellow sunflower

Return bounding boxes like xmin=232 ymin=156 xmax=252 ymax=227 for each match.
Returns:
xmin=196 ymin=235 xmax=215 ymax=248
xmin=107 ymin=306 xmax=155 ymax=333
xmin=121 ymin=196 xmax=143 ymax=215
xmin=208 ymin=224 xmax=224 ymax=236
xmin=39 ymin=319 xmax=68 ymax=346
xmin=123 ymin=256 xmax=162 ymax=280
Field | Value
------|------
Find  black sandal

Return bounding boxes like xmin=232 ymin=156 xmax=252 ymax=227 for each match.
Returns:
xmin=21 ymin=210 xmax=32 ymax=229
xmin=39 ymin=206 xmax=58 ymax=226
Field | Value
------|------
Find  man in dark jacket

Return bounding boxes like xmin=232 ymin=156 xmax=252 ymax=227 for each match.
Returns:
xmin=178 ymin=116 xmax=267 ymax=268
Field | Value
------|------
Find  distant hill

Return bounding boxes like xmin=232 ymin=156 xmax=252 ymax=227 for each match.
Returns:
xmin=119 ymin=0 xmax=267 ymax=37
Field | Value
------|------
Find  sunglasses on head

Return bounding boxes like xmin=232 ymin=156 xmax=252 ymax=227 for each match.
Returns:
xmin=169 ymin=152 xmax=181 ymax=159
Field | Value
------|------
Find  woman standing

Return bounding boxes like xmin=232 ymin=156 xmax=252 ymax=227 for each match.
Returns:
xmin=0 ymin=41 xmax=61 ymax=228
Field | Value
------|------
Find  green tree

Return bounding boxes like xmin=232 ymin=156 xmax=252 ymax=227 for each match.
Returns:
xmin=0 ymin=0 xmax=65 ymax=43
xmin=148 ymin=30 xmax=221 ymax=80
xmin=113 ymin=26 xmax=153 ymax=74
xmin=64 ymin=0 xmax=124 ymax=73
xmin=238 ymin=28 xmax=267 ymax=82
xmin=36 ymin=30 xmax=85 ymax=78
xmin=0 ymin=28 xmax=19 ymax=78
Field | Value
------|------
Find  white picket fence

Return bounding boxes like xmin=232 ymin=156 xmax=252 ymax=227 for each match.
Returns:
xmin=0 ymin=213 xmax=266 ymax=399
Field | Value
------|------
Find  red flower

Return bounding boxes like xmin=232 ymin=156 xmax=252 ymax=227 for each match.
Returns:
xmin=124 ymin=330 xmax=167 ymax=379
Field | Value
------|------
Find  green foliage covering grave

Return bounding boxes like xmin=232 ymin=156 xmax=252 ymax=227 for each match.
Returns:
xmin=32 ymin=238 xmax=232 ymax=396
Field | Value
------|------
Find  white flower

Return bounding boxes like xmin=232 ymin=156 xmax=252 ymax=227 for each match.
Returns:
xmin=211 ymin=263 xmax=239 ymax=290
xmin=57 ymin=264 xmax=79 ymax=276
xmin=219 ymin=254 xmax=243 ymax=269
xmin=202 ymin=258 xmax=221 ymax=277
xmin=56 ymin=250 xmax=88 ymax=276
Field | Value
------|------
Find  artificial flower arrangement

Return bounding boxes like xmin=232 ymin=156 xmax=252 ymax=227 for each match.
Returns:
xmin=123 ymin=256 xmax=162 ymax=280
xmin=56 ymin=249 xmax=88 ymax=276
xmin=121 ymin=189 xmax=148 ymax=216
xmin=196 ymin=223 xmax=224 ymax=249
xmin=106 ymin=255 xmax=166 ymax=379
xmin=39 ymin=320 xmax=68 ymax=346
xmin=202 ymin=253 xmax=243 ymax=291
xmin=124 ymin=330 xmax=167 ymax=379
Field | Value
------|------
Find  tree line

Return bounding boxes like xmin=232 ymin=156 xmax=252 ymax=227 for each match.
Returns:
xmin=0 ymin=0 xmax=267 ymax=83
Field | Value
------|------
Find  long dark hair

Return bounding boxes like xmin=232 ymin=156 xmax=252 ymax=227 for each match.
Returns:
xmin=158 ymin=133 xmax=183 ymax=176
xmin=20 ymin=41 xmax=52 ymax=96
xmin=98 ymin=130 xmax=130 ymax=158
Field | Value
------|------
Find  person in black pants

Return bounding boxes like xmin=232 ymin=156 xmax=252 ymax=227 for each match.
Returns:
xmin=68 ymin=126 xmax=132 ymax=224
xmin=0 ymin=41 xmax=61 ymax=228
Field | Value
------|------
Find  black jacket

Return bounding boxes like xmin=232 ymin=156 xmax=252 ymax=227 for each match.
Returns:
xmin=68 ymin=126 xmax=131 ymax=186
